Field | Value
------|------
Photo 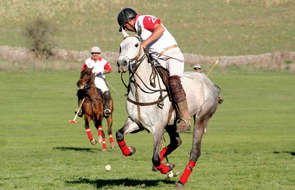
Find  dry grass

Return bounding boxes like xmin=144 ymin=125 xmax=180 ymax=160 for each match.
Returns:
xmin=264 ymin=0 xmax=293 ymax=7
xmin=1 ymin=0 xmax=295 ymax=56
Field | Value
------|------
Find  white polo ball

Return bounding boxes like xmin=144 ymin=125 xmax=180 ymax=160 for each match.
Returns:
xmin=168 ymin=171 xmax=174 ymax=178
xmin=105 ymin=164 xmax=111 ymax=171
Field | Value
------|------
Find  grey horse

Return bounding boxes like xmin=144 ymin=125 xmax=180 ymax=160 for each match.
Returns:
xmin=116 ymin=32 xmax=222 ymax=187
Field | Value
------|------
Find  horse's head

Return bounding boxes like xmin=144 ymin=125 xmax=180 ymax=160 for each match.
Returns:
xmin=77 ymin=68 xmax=95 ymax=89
xmin=117 ymin=35 xmax=143 ymax=73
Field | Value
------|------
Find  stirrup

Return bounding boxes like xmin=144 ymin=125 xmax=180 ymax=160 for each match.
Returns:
xmin=103 ymin=109 xmax=111 ymax=116
xmin=176 ymin=118 xmax=191 ymax=133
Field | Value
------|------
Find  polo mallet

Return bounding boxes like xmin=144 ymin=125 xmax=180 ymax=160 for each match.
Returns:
xmin=207 ymin=59 xmax=219 ymax=76
xmin=69 ymin=98 xmax=85 ymax=123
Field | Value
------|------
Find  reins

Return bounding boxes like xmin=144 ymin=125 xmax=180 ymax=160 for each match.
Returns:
xmin=121 ymin=45 xmax=168 ymax=108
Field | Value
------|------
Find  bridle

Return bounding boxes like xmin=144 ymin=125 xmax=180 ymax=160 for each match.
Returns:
xmin=119 ymin=36 xmax=168 ymax=108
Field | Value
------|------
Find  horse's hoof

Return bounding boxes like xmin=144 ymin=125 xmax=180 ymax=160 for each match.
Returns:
xmin=165 ymin=163 xmax=175 ymax=171
xmin=176 ymin=182 xmax=184 ymax=188
xmin=129 ymin=146 xmax=136 ymax=155
xmin=152 ymin=165 xmax=157 ymax=172
xmin=90 ymin=138 xmax=97 ymax=145
xmin=98 ymin=136 xmax=103 ymax=144
xmin=103 ymin=109 xmax=111 ymax=117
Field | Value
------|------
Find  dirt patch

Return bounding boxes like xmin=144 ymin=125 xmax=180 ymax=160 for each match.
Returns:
xmin=1 ymin=46 xmax=295 ymax=72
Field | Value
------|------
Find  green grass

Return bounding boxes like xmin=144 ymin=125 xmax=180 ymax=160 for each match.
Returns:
xmin=1 ymin=0 xmax=295 ymax=56
xmin=0 ymin=65 xmax=294 ymax=189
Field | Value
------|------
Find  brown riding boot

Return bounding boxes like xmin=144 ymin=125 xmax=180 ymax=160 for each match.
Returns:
xmin=168 ymin=75 xmax=191 ymax=133
xmin=176 ymin=99 xmax=191 ymax=133
xmin=103 ymin=91 xmax=111 ymax=117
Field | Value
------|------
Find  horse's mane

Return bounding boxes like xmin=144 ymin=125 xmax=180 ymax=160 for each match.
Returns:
xmin=80 ymin=68 xmax=93 ymax=78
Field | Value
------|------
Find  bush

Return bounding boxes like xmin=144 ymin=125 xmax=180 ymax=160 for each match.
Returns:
xmin=25 ymin=18 xmax=56 ymax=58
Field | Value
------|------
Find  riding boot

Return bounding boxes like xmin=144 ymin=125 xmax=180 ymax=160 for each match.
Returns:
xmin=103 ymin=91 xmax=111 ymax=117
xmin=168 ymin=75 xmax=191 ymax=133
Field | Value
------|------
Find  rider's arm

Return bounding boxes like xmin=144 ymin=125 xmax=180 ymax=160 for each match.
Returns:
xmin=103 ymin=62 xmax=112 ymax=75
xmin=82 ymin=62 xmax=88 ymax=71
xmin=141 ymin=23 xmax=164 ymax=49
xmin=141 ymin=16 xmax=164 ymax=49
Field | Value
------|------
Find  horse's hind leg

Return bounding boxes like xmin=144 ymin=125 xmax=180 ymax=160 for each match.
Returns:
xmin=176 ymin=114 xmax=210 ymax=187
xmin=116 ymin=118 xmax=140 ymax=156
xmin=106 ymin=114 xmax=115 ymax=149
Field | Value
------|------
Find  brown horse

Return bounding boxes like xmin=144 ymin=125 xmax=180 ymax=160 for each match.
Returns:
xmin=76 ymin=68 xmax=114 ymax=151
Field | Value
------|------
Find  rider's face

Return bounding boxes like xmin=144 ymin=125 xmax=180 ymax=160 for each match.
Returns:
xmin=124 ymin=19 xmax=135 ymax=32
xmin=92 ymin=53 xmax=100 ymax=60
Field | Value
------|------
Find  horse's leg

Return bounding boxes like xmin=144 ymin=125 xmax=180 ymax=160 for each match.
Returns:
xmin=152 ymin=126 xmax=174 ymax=174
xmin=101 ymin=129 xmax=107 ymax=151
xmin=106 ymin=114 xmax=115 ymax=149
xmin=176 ymin=114 xmax=209 ymax=187
xmin=161 ymin=125 xmax=182 ymax=162
xmin=94 ymin=116 xmax=107 ymax=151
xmin=84 ymin=115 xmax=96 ymax=145
xmin=116 ymin=118 xmax=140 ymax=156
xmin=97 ymin=125 xmax=103 ymax=144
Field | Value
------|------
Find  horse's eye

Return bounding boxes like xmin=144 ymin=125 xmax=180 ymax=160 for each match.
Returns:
xmin=135 ymin=43 xmax=139 ymax=48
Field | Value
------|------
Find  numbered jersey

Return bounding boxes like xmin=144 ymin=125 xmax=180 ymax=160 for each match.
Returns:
xmin=134 ymin=14 xmax=177 ymax=53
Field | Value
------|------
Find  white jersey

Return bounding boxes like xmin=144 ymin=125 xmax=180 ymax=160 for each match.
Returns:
xmin=82 ymin=57 xmax=112 ymax=93
xmin=134 ymin=14 xmax=177 ymax=53
xmin=82 ymin=57 xmax=111 ymax=78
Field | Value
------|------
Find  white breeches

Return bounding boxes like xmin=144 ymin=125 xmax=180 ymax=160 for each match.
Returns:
xmin=157 ymin=47 xmax=184 ymax=76
xmin=94 ymin=77 xmax=109 ymax=93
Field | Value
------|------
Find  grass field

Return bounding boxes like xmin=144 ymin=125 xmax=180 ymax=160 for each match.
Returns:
xmin=1 ymin=0 xmax=295 ymax=189
xmin=0 ymin=65 xmax=294 ymax=189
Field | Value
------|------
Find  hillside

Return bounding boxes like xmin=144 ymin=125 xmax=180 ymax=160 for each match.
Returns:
xmin=1 ymin=0 xmax=295 ymax=56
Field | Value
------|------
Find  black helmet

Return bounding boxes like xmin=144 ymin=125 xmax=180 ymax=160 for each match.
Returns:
xmin=117 ymin=8 xmax=137 ymax=31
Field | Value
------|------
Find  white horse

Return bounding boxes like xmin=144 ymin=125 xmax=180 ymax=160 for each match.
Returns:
xmin=116 ymin=32 xmax=222 ymax=187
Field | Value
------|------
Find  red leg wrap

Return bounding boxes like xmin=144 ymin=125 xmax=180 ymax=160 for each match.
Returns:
xmin=98 ymin=126 xmax=103 ymax=137
xmin=102 ymin=138 xmax=107 ymax=150
xmin=156 ymin=163 xmax=170 ymax=174
xmin=86 ymin=128 xmax=93 ymax=140
xmin=178 ymin=161 xmax=196 ymax=185
xmin=160 ymin=147 xmax=168 ymax=161
xmin=109 ymin=134 xmax=114 ymax=144
xmin=117 ymin=139 xmax=131 ymax=156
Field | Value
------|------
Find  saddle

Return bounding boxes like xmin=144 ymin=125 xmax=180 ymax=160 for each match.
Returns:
xmin=150 ymin=57 xmax=172 ymax=102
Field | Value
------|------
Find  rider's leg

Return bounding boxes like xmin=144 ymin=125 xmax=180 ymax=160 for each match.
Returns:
xmin=94 ymin=77 xmax=111 ymax=117
xmin=158 ymin=47 xmax=190 ymax=132
xmin=103 ymin=91 xmax=111 ymax=117
xmin=168 ymin=75 xmax=191 ymax=132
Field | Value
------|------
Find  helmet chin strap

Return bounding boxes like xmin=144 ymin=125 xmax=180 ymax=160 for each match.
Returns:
xmin=126 ymin=22 xmax=136 ymax=32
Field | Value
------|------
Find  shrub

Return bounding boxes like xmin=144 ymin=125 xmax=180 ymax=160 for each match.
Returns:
xmin=25 ymin=18 xmax=56 ymax=58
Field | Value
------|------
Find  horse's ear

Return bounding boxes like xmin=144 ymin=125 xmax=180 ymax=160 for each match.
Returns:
xmin=121 ymin=29 xmax=129 ymax=38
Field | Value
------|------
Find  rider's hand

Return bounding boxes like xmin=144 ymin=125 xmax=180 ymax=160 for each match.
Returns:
xmin=96 ymin=72 xmax=103 ymax=77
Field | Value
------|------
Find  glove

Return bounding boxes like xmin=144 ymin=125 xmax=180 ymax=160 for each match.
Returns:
xmin=96 ymin=72 xmax=103 ymax=77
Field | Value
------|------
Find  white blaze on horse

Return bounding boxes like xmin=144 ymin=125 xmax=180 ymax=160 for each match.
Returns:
xmin=116 ymin=31 xmax=222 ymax=187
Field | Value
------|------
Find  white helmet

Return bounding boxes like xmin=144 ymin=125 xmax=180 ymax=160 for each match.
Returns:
xmin=91 ymin=46 xmax=101 ymax=54
xmin=193 ymin=64 xmax=201 ymax=69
